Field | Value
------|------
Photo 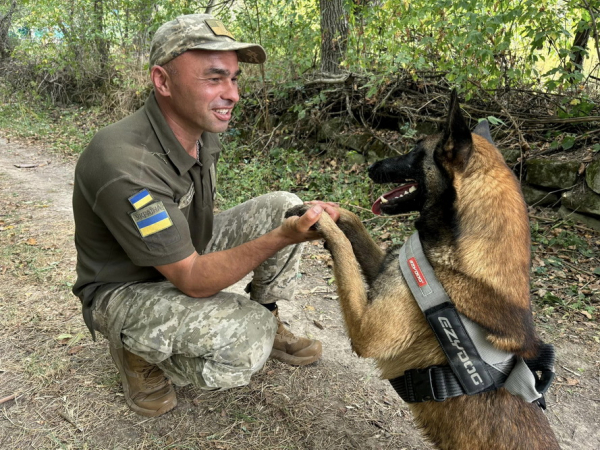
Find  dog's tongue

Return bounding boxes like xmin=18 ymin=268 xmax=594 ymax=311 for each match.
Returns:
xmin=371 ymin=198 xmax=384 ymax=215
xmin=371 ymin=185 xmax=413 ymax=215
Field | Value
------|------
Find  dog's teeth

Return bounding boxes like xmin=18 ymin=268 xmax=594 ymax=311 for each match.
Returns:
xmin=409 ymin=186 xmax=416 ymax=193
xmin=380 ymin=196 xmax=388 ymax=204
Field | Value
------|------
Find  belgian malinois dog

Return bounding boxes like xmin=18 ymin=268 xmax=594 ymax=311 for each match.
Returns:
xmin=288 ymin=91 xmax=559 ymax=449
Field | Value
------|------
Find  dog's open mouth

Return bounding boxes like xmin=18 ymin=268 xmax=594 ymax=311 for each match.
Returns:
xmin=371 ymin=182 xmax=418 ymax=215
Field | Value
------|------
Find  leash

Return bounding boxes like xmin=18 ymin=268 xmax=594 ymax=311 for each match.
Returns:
xmin=389 ymin=232 xmax=555 ymax=408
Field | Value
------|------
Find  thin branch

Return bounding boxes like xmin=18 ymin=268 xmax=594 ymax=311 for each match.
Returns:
xmin=0 ymin=394 xmax=17 ymax=405
xmin=305 ymin=75 xmax=349 ymax=87
xmin=468 ymin=80 xmax=528 ymax=151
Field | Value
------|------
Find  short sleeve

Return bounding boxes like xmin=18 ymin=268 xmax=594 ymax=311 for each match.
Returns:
xmin=91 ymin=167 xmax=196 ymax=267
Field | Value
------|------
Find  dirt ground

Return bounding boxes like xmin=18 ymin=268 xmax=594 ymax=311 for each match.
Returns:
xmin=0 ymin=137 xmax=599 ymax=450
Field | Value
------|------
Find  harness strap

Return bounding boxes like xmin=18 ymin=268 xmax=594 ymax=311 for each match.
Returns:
xmin=390 ymin=362 xmax=510 ymax=403
xmin=394 ymin=232 xmax=554 ymax=406
xmin=390 ymin=350 xmax=555 ymax=408
xmin=522 ymin=342 xmax=556 ymax=408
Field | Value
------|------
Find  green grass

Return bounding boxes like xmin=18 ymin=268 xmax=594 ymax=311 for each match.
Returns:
xmin=0 ymin=95 xmax=107 ymax=154
xmin=217 ymin=136 xmax=375 ymax=216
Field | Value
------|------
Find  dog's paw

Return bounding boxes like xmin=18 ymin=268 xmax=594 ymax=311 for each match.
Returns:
xmin=284 ymin=204 xmax=310 ymax=219
xmin=284 ymin=204 xmax=320 ymax=232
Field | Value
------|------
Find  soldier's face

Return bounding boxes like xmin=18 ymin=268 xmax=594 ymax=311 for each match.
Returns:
xmin=167 ymin=50 xmax=241 ymax=135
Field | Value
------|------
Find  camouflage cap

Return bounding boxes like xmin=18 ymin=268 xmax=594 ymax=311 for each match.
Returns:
xmin=149 ymin=14 xmax=266 ymax=67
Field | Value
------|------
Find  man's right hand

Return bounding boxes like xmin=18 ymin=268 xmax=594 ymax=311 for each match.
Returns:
xmin=279 ymin=202 xmax=340 ymax=244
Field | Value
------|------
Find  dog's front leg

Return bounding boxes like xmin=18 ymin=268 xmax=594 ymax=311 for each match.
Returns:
xmin=335 ymin=209 xmax=385 ymax=285
xmin=286 ymin=205 xmax=385 ymax=286
xmin=311 ymin=212 xmax=371 ymax=344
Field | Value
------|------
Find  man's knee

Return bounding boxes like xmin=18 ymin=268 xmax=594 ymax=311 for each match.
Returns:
xmin=196 ymin=303 xmax=277 ymax=389
xmin=262 ymin=191 xmax=302 ymax=215
xmin=157 ymin=297 xmax=278 ymax=389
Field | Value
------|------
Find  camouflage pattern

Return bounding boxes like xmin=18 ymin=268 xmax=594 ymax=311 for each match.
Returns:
xmin=150 ymin=14 xmax=266 ymax=67
xmin=92 ymin=192 xmax=303 ymax=389
xmin=206 ymin=191 xmax=304 ymax=305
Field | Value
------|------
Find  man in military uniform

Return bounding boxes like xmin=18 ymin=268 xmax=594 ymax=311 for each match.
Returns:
xmin=72 ymin=13 xmax=339 ymax=417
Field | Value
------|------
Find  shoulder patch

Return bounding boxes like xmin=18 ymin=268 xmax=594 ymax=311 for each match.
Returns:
xmin=131 ymin=201 xmax=173 ymax=237
xmin=128 ymin=189 xmax=154 ymax=210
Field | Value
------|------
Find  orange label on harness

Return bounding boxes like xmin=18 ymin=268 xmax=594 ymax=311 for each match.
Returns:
xmin=408 ymin=257 xmax=428 ymax=287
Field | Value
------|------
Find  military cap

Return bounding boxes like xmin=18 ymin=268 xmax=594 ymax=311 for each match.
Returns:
xmin=150 ymin=14 xmax=266 ymax=67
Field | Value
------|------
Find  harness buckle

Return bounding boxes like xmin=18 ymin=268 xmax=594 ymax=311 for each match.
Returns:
xmin=405 ymin=367 xmax=446 ymax=402
xmin=534 ymin=369 xmax=555 ymax=395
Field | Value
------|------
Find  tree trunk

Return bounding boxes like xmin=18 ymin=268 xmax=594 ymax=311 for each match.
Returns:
xmin=0 ymin=0 xmax=17 ymax=60
xmin=93 ymin=0 xmax=109 ymax=78
xmin=568 ymin=21 xmax=591 ymax=73
xmin=319 ymin=0 xmax=348 ymax=75
xmin=133 ymin=0 xmax=154 ymax=64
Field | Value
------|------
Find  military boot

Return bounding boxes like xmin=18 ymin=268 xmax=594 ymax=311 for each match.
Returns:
xmin=110 ymin=345 xmax=177 ymax=417
xmin=270 ymin=307 xmax=322 ymax=366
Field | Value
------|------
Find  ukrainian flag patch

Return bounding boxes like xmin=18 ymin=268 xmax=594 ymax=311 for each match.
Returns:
xmin=131 ymin=202 xmax=173 ymax=237
xmin=128 ymin=189 xmax=153 ymax=210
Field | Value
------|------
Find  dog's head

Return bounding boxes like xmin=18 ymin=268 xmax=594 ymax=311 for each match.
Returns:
xmin=370 ymin=89 xmax=498 ymax=218
xmin=371 ymin=90 xmax=538 ymax=357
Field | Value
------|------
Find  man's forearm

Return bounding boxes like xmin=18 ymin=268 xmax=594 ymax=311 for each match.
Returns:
xmin=155 ymin=204 xmax=334 ymax=298
xmin=180 ymin=227 xmax=296 ymax=298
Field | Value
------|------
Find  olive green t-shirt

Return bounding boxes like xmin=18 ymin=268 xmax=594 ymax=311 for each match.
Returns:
xmin=72 ymin=92 xmax=220 ymax=333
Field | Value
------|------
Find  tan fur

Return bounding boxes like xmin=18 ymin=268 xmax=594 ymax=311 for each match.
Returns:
xmin=306 ymin=127 xmax=560 ymax=449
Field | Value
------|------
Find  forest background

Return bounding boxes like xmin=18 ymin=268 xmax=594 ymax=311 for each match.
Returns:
xmin=1 ymin=1 xmax=600 ymax=449
xmin=1 ymin=0 xmax=599 ymax=184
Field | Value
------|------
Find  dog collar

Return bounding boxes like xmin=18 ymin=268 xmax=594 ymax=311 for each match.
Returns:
xmin=390 ymin=232 xmax=555 ymax=406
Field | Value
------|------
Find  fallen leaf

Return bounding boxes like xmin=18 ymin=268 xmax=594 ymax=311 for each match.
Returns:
xmin=580 ymin=310 xmax=592 ymax=320
xmin=26 ymin=238 xmax=37 ymax=246
xmin=56 ymin=333 xmax=73 ymax=340
xmin=67 ymin=345 xmax=84 ymax=355
xmin=56 ymin=333 xmax=73 ymax=345
xmin=566 ymin=378 xmax=579 ymax=386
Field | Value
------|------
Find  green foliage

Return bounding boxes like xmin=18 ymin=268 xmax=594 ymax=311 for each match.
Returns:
xmin=2 ymin=0 xmax=596 ymax=108
xmin=343 ymin=0 xmax=597 ymax=96
xmin=226 ymin=0 xmax=321 ymax=80
xmin=217 ymin=134 xmax=372 ymax=216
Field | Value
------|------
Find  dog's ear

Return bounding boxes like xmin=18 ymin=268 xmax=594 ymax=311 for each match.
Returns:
xmin=473 ymin=119 xmax=495 ymax=145
xmin=436 ymin=89 xmax=472 ymax=170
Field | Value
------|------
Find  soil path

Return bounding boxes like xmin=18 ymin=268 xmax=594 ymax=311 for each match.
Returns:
xmin=0 ymin=137 xmax=599 ymax=449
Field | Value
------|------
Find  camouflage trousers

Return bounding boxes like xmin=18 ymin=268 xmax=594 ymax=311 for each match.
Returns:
xmin=92 ymin=191 xmax=304 ymax=390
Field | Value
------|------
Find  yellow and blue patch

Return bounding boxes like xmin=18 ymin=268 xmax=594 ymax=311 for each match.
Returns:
xmin=130 ymin=202 xmax=173 ymax=237
xmin=128 ymin=189 xmax=154 ymax=210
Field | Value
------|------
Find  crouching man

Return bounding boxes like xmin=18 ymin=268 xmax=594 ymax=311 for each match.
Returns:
xmin=72 ymin=13 xmax=338 ymax=417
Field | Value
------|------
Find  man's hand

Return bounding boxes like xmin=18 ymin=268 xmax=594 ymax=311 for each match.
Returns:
xmin=279 ymin=201 xmax=341 ymax=244
xmin=279 ymin=204 xmax=324 ymax=243
xmin=305 ymin=201 xmax=340 ymax=222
